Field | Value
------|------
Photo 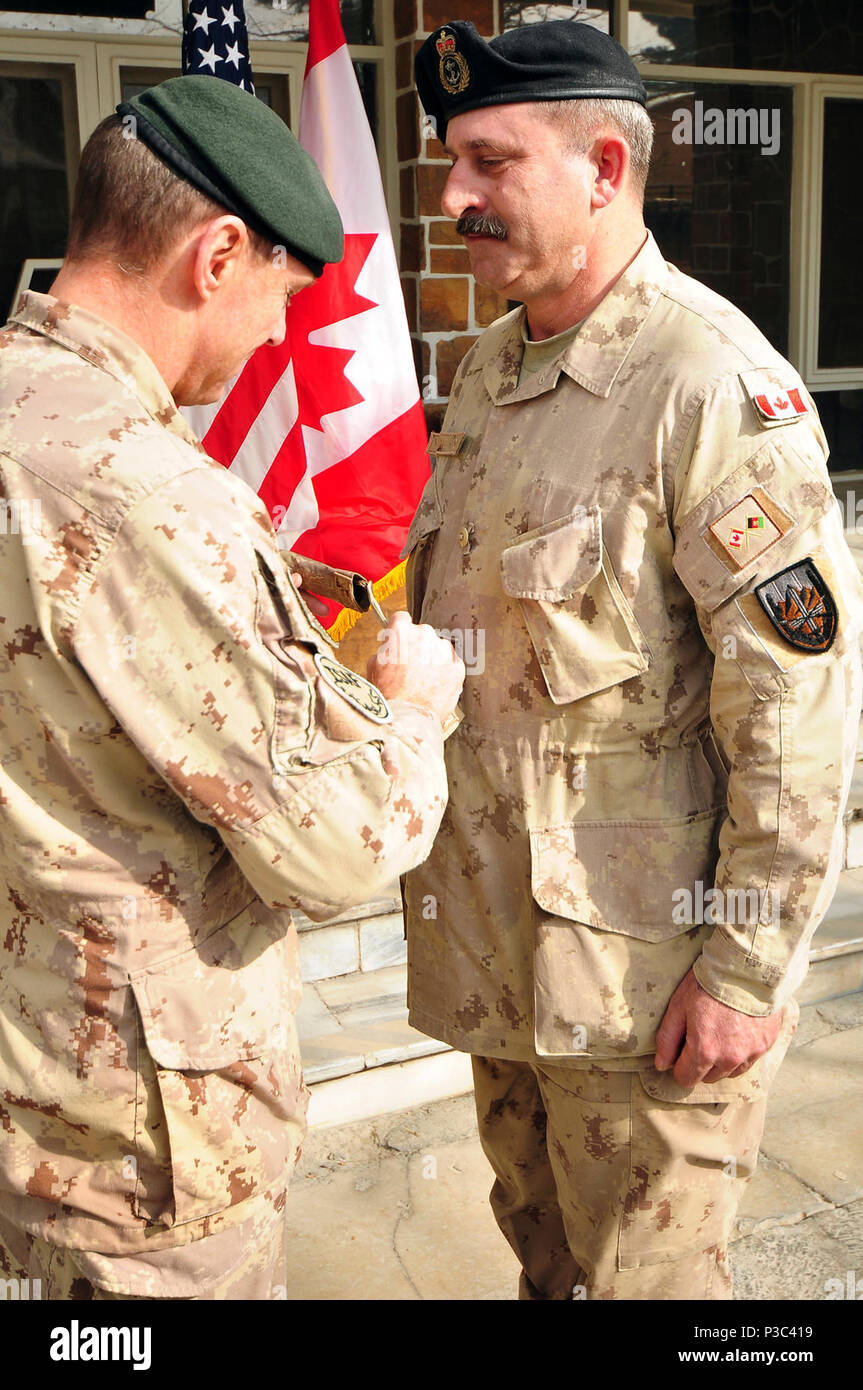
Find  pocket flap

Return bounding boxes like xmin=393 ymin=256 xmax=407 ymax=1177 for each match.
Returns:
xmin=401 ymin=480 xmax=444 ymax=560
xmin=130 ymin=902 xmax=291 ymax=1071
xmin=530 ymin=810 xmax=723 ymax=942
xmin=501 ymin=506 xmax=601 ymax=600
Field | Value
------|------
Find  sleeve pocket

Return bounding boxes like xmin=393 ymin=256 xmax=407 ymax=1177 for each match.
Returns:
xmin=501 ymin=506 xmax=652 ymax=705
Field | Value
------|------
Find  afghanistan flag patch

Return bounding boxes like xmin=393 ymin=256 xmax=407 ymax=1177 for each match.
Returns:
xmin=754 ymin=558 xmax=838 ymax=652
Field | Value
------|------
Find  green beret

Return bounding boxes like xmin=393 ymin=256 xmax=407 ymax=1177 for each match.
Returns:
xmin=416 ymin=20 xmax=647 ymax=144
xmin=116 ymin=75 xmax=343 ymax=277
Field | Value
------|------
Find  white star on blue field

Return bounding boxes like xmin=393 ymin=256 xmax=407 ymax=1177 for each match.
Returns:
xmin=182 ymin=0 xmax=255 ymax=94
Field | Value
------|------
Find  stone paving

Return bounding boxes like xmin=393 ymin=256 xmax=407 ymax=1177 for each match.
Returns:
xmin=283 ymin=992 xmax=863 ymax=1301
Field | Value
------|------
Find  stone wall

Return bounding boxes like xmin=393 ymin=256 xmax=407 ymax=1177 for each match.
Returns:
xmin=394 ymin=0 xmax=509 ymax=431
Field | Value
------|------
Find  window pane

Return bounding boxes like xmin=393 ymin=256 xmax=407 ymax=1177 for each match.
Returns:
xmin=818 ymin=99 xmax=863 ymax=371
xmin=629 ymin=0 xmax=863 ymax=75
xmin=247 ymin=0 xmax=376 ymax=44
xmin=501 ymin=3 xmax=609 ymax=32
xmin=644 ymin=81 xmax=793 ymax=354
xmin=812 ymin=390 xmax=863 ymax=474
xmin=0 ymin=65 xmax=78 ymax=321
xmin=353 ymin=60 xmax=378 ymax=144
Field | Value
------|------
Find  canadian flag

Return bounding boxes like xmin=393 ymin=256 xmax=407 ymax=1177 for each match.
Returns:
xmin=753 ymin=387 xmax=808 ymax=421
xmin=186 ymin=0 xmax=429 ymax=635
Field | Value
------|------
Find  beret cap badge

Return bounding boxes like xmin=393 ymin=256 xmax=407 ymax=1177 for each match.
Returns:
xmin=436 ymin=28 xmax=471 ymax=96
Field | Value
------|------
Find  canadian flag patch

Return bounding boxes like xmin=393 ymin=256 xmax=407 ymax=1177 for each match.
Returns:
xmin=753 ymin=387 xmax=808 ymax=422
xmin=740 ymin=368 xmax=810 ymax=428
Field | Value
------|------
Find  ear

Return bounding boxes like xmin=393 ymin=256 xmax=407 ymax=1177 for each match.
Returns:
xmin=190 ymin=216 xmax=248 ymax=302
xmin=589 ymin=134 xmax=630 ymax=210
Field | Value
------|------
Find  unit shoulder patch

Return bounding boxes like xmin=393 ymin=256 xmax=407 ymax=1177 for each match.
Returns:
xmin=754 ymin=558 xmax=837 ymax=652
xmin=704 ymin=487 xmax=794 ymax=573
xmin=313 ymin=651 xmax=392 ymax=723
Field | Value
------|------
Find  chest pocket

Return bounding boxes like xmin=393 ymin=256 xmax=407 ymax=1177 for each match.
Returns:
xmin=500 ymin=505 xmax=652 ymax=705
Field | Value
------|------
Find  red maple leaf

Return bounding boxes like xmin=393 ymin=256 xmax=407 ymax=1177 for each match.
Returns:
xmin=259 ymin=232 xmax=378 ymax=521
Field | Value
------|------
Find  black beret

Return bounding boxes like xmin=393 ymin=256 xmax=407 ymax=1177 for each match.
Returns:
xmin=116 ymin=75 xmax=343 ymax=277
xmin=416 ymin=20 xmax=647 ymax=144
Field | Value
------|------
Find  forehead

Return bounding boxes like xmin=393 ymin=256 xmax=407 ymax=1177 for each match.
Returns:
xmin=443 ymin=101 xmax=562 ymax=154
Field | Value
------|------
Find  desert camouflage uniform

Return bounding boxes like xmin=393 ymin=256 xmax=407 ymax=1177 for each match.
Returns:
xmin=402 ymin=232 xmax=863 ymax=1298
xmin=0 ymin=292 xmax=448 ymax=1297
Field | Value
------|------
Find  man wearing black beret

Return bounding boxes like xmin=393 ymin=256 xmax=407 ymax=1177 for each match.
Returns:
xmin=0 ymin=76 xmax=463 ymax=1298
xmin=403 ymin=20 xmax=863 ymax=1299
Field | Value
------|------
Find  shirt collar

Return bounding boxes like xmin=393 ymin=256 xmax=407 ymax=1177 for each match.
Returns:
xmin=482 ymin=230 xmax=668 ymax=406
xmin=9 ymin=291 xmax=207 ymax=453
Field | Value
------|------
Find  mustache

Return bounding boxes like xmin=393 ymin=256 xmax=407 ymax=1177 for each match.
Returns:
xmin=456 ymin=210 xmax=508 ymax=240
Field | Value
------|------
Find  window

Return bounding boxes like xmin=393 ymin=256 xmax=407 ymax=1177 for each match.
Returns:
xmin=0 ymin=61 xmax=79 ymax=318
xmin=628 ymin=0 xmax=863 ymax=74
xmin=645 ymin=80 xmax=793 ymax=354
xmin=501 ymin=2 xmax=610 ymax=31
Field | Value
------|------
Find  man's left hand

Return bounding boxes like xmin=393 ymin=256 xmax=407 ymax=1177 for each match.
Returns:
xmin=654 ymin=968 xmax=783 ymax=1086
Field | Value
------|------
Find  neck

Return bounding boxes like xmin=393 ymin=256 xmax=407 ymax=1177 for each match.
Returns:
xmin=524 ymin=222 xmax=648 ymax=341
xmin=48 ymin=261 xmax=191 ymax=394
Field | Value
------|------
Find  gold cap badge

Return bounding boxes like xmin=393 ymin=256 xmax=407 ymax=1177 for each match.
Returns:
xmin=436 ymin=29 xmax=471 ymax=96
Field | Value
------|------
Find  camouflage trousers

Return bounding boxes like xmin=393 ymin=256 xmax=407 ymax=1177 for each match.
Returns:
xmin=471 ymin=1055 xmax=771 ymax=1301
xmin=0 ymin=1201 xmax=288 ymax=1301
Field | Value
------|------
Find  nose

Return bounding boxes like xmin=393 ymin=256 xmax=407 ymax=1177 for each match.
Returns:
xmin=440 ymin=161 xmax=485 ymax=221
xmin=266 ymin=309 xmax=287 ymax=349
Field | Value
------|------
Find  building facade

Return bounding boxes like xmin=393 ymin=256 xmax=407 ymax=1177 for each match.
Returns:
xmin=2 ymin=1 xmax=862 ymax=471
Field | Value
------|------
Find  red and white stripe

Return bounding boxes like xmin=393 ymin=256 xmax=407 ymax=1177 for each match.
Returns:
xmin=185 ymin=0 xmax=429 ymax=622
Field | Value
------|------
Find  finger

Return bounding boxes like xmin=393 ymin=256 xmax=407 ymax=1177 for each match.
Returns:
xmin=671 ymin=1044 xmax=714 ymax=1088
xmin=654 ymin=1007 xmax=686 ymax=1073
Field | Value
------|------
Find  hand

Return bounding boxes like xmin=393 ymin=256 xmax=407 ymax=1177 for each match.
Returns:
xmin=654 ymin=967 xmax=783 ymax=1087
xmin=290 ymin=571 xmax=329 ymax=620
xmin=366 ymin=611 xmax=465 ymax=725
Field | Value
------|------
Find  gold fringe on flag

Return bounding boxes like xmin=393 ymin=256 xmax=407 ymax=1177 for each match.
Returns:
xmin=328 ymin=559 xmax=407 ymax=643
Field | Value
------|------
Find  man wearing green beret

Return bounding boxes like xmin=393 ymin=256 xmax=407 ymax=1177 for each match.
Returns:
xmin=403 ymin=20 xmax=863 ymax=1299
xmin=0 ymin=76 xmax=463 ymax=1298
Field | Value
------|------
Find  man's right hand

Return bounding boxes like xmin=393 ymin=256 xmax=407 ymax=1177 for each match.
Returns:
xmin=367 ymin=611 xmax=465 ymax=726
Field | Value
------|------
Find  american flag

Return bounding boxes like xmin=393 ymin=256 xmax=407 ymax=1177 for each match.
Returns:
xmin=181 ymin=0 xmax=255 ymax=92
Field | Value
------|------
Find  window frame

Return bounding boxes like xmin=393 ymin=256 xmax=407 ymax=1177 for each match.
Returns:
xmin=0 ymin=25 xmax=396 ymax=242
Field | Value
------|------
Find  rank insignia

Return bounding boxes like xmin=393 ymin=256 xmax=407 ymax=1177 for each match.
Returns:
xmin=314 ymin=651 xmax=392 ymax=723
xmin=754 ymin=558 xmax=837 ymax=653
xmin=436 ymin=29 xmax=471 ymax=95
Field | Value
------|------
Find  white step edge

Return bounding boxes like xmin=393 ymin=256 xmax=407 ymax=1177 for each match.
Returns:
xmin=307 ymin=1047 xmax=474 ymax=1130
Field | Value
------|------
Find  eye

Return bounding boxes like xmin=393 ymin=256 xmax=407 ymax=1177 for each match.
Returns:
xmin=479 ymin=158 xmax=504 ymax=170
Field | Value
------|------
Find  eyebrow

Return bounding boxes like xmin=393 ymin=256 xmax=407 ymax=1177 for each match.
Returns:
xmin=442 ymin=137 xmax=520 ymax=157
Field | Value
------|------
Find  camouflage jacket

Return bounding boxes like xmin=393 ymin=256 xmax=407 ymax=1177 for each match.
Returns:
xmin=402 ymin=231 xmax=863 ymax=1070
xmin=0 ymin=292 xmax=448 ymax=1253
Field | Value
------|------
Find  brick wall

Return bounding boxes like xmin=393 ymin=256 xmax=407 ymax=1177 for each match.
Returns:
xmin=394 ymin=0 xmax=509 ymax=430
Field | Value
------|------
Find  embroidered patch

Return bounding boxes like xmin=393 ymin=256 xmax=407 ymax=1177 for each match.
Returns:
xmin=704 ymin=488 xmax=794 ymax=572
xmin=751 ymin=387 xmax=808 ymax=425
xmin=427 ymin=431 xmax=465 ymax=457
xmin=313 ymin=652 xmax=392 ymax=723
xmin=436 ymin=28 xmax=471 ymax=95
xmin=754 ymin=558 xmax=837 ymax=652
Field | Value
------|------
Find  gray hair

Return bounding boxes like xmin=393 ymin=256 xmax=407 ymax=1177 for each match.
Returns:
xmin=533 ymin=98 xmax=654 ymax=199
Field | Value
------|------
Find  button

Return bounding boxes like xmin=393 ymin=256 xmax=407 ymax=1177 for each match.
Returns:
xmin=458 ymin=524 xmax=474 ymax=552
